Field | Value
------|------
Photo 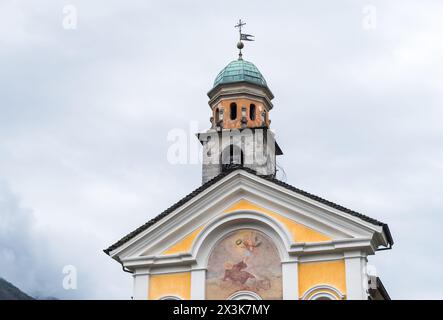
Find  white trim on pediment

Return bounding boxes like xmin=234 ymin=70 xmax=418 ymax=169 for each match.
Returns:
xmin=236 ymin=175 xmax=385 ymax=242
xmin=112 ymin=175 xmax=243 ymax=258
xmin=224 ymin=191 xmax=353 ymax=239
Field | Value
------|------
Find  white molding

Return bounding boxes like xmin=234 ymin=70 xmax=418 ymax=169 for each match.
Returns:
xmin=301 ymin=284 xmax=345 ymax=300
xmin=289 ymin=238 xmax=376 ymax=256
xmin=159 ymin=295 xmax=183 ymax=300
xmin=149 ymin=266 xmax=192 ymax=275
xmin=344 ymin=251 xmax=368 ymax=300
xmin=227 ymin=291 xmax=263 ymax=300
xmin=132 ymin=272 xmax=149 ymax=300
xmin=190 ymin=269 xmax=206 ymax=300
xmin=298 ymin=253 xmax=343 ymax=264
xmin=282 ymin=261 xmax=299 ymax=300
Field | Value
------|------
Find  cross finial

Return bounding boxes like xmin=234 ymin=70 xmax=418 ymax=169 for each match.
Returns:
xmin=234 ymin=19 xmax=254 ymax=60
xmin=235 ymin=19 xmax=246 ymax=36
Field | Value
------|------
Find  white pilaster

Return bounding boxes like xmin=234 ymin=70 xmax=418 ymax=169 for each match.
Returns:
xmin=190 ymin=268 xmax=206 ymax=300
xmin=282 ymin=260 xmax=299 ymax=300
xmin=344 ymin=251 xmax=367 ymax=300
xmin=132 ymin=269 xmax=150 ymax=300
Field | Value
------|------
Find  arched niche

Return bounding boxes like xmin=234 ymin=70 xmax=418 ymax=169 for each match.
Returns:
xmin=158 ymin=295 xmax=183 ymax=300
xmin=301 ymin=285 xmax=345 ymax=300
xmin=228 ymin=290 xmax=262 ymax=300
xmin=220 ymin=144 xmax=244 ymax=168
xmin=205 ymin=228 xmax=283 ymax=300
xmin=191 ymin=211 xmax=291 ymax=267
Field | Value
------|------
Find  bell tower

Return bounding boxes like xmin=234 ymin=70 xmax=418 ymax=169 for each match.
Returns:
xmin=198 ymin=21 xmax=283 ymax=183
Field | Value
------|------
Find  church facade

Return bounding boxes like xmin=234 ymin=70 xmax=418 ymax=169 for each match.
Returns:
xmin=104 ymin=40 xmax=393 ymax=300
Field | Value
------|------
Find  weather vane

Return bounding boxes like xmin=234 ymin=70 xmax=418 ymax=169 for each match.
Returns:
xmin=234 ymin=19 xmax=254 ymax=59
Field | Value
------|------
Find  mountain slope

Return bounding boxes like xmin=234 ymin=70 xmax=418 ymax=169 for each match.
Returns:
xmin=0 ymin=278 xmax=34 ymax=300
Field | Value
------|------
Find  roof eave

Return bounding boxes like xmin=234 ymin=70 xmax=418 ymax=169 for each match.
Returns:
xmin=382 ymin=224 xmax=394 ymax=247
xmin=207 ymin=81 xmax=274 ymax=101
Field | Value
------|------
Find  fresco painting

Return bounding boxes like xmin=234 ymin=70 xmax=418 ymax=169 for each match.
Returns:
xmin=206 ymin=229 xmax=282 ymax=300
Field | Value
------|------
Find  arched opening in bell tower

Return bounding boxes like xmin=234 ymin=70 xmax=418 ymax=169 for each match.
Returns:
xmin=215 ymin=108 xmax=220 ymax=123
xmin=230 ymin=102 xmax=237 ymax=120
xmin=220 ymin=144 xmax=244 ymax=171
xmin=250 ymin=104 xmax=256 ymax=121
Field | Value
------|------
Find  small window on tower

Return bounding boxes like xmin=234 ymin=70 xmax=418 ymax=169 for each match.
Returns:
xmin=230 ymin=103 xmax=237 ymax=120
xmin=250 ymin=104 xmax=256 ymax=120
xmin=215 ymin=108 xmax=220 ymax=123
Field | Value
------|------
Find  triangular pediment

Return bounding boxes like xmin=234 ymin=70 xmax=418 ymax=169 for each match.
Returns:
xmin=105 ymin=168 xmax=391 ymax=265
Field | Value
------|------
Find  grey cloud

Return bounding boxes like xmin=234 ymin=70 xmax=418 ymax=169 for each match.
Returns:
xmin=0 ymin=181 xmax=61 ymax=298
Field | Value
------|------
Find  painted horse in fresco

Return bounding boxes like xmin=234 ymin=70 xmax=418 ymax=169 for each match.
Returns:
xmin=222 ymin=260 xmax=256 ymax=285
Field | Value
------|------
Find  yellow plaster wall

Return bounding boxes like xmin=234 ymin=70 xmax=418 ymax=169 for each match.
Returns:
xmin=148 ymin=272 xmax=191 ymax=300
xmin=224 ymin=200 xmax=331 ymax=243
xmin=162 ymin=225 xmax=205 ymax=255
xmin=298 ymin=260 xmax=347 ymax=299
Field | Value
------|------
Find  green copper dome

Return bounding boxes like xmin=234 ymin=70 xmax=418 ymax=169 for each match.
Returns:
xmin=213 ymin=59 xmax=268 ymax=88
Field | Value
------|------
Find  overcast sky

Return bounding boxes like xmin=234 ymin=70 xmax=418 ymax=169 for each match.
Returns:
xmin=1 ymin=0 xmax=442 ymax=299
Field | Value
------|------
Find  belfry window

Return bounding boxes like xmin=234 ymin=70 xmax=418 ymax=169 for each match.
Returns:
xmin=230 ymin=103 xmax=237 ymax=120
xmin=215 ymin=108 xmax=220 ymax=123
xmin=221 ymin=144 xmax=244 ymax=170
xmin=250 ymin=104 xmax=256 ymax=120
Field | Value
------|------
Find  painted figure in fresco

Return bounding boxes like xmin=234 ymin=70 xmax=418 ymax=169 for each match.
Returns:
xmin=237 ymin=236 xmax=261 ymax=252
xmin=235 ymin=232 xmax=262 ymax=264
xmin=222 ymin=259 xmax=272 ymax=291
xmin=222 ymin=260 xmax=255 ymax=285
